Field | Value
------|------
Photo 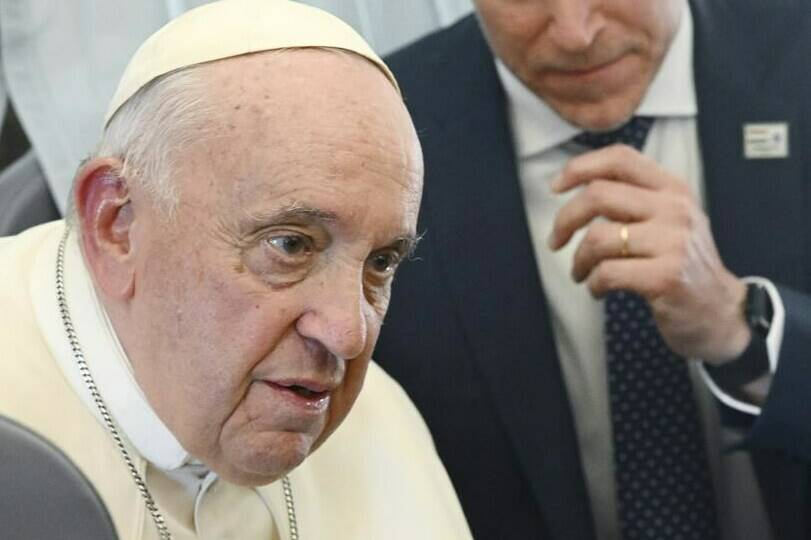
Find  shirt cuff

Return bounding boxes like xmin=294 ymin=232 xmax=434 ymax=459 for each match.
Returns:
xmin=698 ymin=276 xmax=785 ymax=416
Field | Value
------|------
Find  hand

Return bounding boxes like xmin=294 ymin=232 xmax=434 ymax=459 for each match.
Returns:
xmin=547 ymin=144 xmax=750 ymax=364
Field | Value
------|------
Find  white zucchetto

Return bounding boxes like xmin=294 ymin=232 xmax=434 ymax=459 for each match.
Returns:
xmin=105 ymin=0 xmax=398 ymax=125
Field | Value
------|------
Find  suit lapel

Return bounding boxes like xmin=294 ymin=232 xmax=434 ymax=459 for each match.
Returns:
xmin=691 ymin=1 xmax=807 ymax=537
xmin=416 ymin=17 xmax=595 ymax=540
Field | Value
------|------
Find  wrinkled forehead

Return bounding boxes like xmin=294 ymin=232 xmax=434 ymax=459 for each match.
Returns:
xmin=178 ymin=50 xmax=422 ymax=218
xmin=204 ymin=48 xmax=399 ymax=109
xmin=195 ymin=49 xmax=417 ymax=160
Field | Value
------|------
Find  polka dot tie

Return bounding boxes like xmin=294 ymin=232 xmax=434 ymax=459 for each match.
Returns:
xmin=574 ymin=118 xmax=720 ymax=540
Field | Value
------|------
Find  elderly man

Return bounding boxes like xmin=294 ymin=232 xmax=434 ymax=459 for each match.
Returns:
xmin=375 ymin=0 xmax=811 ymax=539
xmin=0 ymin=1 xmax=473 ymax=539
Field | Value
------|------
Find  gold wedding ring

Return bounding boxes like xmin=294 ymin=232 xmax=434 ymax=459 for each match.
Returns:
xmin=619 ymin=224 xmax=630 ymax=257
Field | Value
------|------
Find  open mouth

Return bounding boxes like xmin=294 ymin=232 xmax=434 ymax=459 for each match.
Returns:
xmin=262 ymin=380 xmax=332 ymax=410
xmin=282 ymin=384 xmax=326 ymax=399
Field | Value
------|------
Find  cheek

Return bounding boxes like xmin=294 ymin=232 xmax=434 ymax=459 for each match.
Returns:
xmin=371 ymin=289 xmax=392 ymax=318
xmin=140 ymin=245 xmax=300 ymax=400
xmin=317 ymin=355 xmax=371 ymax=447
xmin=481 ymin=9 xmax=539 ymax=61
xmin=652 ymin=8 xmax=681 ymax=57
xmin=615 ymin=0 xmax=681 ymax=56
xmin=344 ymin=355 xmax=370 ymax=397
xmin=328 ymin=311 xmax=380 ymax=415
xmin=150 ymin=244 xmax=291 ymax=349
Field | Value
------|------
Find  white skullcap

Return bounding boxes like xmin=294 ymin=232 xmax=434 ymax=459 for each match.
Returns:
xmin=105 ymin=0 xmax=398 ymax=125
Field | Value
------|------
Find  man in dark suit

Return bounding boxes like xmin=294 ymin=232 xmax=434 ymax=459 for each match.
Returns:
xmin=376 ymin=1 xmax=811 ymax=539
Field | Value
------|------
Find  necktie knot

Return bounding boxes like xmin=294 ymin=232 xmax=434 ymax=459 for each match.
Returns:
xmin=573 ymin=116 xmax=655 ymax=151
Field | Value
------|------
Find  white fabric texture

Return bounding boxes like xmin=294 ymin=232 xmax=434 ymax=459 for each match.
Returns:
xmin=105 ymin=0 xmax=400 ymax=123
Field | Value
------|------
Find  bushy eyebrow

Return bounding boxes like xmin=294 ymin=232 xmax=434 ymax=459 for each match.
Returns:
xmin=244 ymin=204 xmax=339 ymax=228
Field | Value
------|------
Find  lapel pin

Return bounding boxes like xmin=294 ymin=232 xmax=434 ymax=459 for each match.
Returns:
xmin=743 ymin=122 xmax=789 ymax=159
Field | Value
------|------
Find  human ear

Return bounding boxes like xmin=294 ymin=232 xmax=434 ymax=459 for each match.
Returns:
xmin=73 ymin=157 xmax=137 ymax=299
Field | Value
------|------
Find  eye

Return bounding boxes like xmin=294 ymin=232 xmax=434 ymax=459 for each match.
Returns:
xmin=245 ymin=231 xmax=318 ymax=286
xmin=367 ymin=250 xmax=401 ymax=276
xmin=265 ymin=234 xmax=313 ymax=257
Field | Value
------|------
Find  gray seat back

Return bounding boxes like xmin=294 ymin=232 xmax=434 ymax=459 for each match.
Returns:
xmin=0 ymin=150 xmax=61 ymax=236
xmin=0 ymin=415 xmax=118 ymax=539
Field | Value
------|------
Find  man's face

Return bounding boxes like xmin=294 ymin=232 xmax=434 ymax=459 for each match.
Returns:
xmin=474 ymin=0 xmax=683 ymax=130
xmin=121 ymin=50 xmax=422 ymax=485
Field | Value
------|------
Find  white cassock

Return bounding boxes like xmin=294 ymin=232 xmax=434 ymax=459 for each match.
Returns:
xmin=0 ymin=221 xmax=473 ymax=539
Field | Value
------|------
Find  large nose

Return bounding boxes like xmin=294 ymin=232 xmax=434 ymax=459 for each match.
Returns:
xmin=546 ymin=0 xmax=600 ymax=53
xmin=295 ymin=269 xmax=369 ymax=362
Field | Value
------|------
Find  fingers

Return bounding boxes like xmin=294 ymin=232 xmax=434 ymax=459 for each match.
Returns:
xmin=549 ymin=145 xmax=708 ymax=306
xmin=552 ymin=144 xmax=693 ymax=197
xmin=571 ymin=221 xmax=659 ymax=283
xmin=585 ymin=257 xmax=683 ymax=300
xmin=548 ymin=180 xmax=655 ymax=250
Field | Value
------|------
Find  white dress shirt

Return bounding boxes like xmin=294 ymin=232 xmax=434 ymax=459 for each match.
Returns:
xmin=497 ymin=4 xmax=777 ymax=539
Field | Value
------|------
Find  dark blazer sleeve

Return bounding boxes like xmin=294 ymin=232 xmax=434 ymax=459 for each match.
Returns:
xmin=747 ymin=286 xmax=811 ymax=459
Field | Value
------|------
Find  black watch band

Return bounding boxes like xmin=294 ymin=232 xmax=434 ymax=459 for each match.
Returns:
xmin=705 ymin=283 xmax=773 ymax=388
xmin=745 ymin=282 xmax=773 ymax=338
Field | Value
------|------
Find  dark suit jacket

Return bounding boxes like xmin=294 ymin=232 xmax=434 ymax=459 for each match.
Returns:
xmin=376 ymin=2 xmax=811 ymax=538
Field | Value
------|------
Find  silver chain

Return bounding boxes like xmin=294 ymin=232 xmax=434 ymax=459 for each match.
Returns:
xmin=282 ymin=476 xmax=299 ymax=540
xmin=56 ymin=227 xmax=298 ymax=539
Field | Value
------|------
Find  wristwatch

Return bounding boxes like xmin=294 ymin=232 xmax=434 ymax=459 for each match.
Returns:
xmin=705 ymin=283 xmax=773 ymax=388
xmin=744 ymin=282 xmax=774 ymax=338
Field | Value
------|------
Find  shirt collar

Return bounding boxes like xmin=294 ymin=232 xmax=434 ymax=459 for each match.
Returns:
xmin=497 ymin=0 xmax=696 ymax=158
xmin=33 ymin=225 xmax=191 ymax=470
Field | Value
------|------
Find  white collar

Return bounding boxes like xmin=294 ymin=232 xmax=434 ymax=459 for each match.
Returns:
xmin=497 ymin=0 xmax=697 ymax=158
xmin=32 ymin=226 xmax=191 ymax=470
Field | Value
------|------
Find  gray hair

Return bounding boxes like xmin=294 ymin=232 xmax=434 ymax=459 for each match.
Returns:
xmin=68 ymin=64 xmax=212 ymax=223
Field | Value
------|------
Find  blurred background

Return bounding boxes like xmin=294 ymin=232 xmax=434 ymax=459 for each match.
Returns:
xmin=0 ymin=0 xmax=473 ymax=229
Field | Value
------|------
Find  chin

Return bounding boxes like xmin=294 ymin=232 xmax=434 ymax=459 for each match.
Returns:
xmin=558 ymin=100 xmax=639 ymax=131
xmin=539 ymin=85 xmax=647 ymax=132
xmin=218 ymin=430 xmax=317 ymax=486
